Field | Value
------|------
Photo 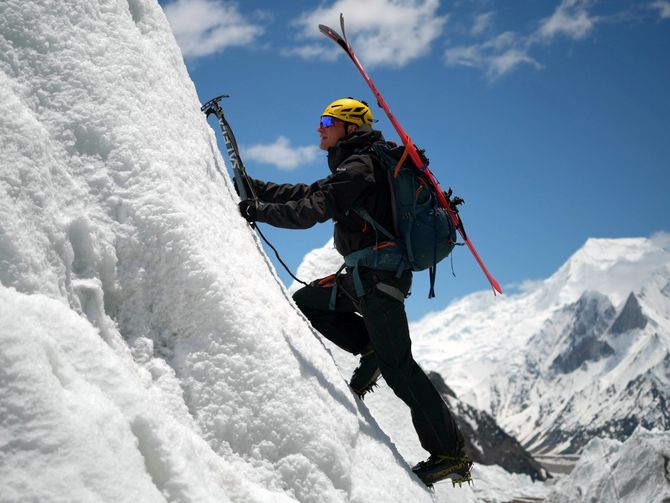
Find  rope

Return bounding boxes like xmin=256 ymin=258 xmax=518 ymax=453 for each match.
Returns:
xmin=253 ymin=223 xmax=308 ymax=287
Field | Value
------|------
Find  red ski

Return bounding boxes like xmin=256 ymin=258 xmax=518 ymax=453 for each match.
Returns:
xmin=319 ymin=15 xmax=502 ymax=295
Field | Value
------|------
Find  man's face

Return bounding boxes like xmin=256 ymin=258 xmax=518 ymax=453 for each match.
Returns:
xmin=317 ymin=116 xmax=352 ymax=150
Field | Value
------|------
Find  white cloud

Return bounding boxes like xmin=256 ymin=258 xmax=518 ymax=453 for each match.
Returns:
xmin=650 ymin=1 xmax=670 ymax=19
xmin=536 ymin=0 xmax=596 ymax=41
xmin=293 ymin=0 xmax=447 ymax=68
xmin=163 ymin=0 xmax=264 ymax=59
xmin=650 ymin=231 xmax=670 ymax=250
xmin=489 ymin=48 xmax=540 ymax=77
xmin=444 ymin=0 xmax=603 ymax=80
xmin=243 ymin=136 xmax=321 ymax=171
xmin=445 ymin=32 xmax=541 ymax=80
xmin=281 ymin=44 xmax=341 ymax=62
xmin=472 ymin=12 xmax=495 ymax=36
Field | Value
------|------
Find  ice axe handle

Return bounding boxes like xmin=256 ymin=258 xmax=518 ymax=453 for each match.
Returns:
xmin=201 ymin=95 xmax=253 ymax=201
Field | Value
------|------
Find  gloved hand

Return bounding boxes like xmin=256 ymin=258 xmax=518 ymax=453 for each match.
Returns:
xmin=238 ymin=199 xmax=258 ymax=223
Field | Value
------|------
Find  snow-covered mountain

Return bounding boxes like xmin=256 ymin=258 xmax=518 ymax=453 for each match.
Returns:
xmin=425 ymin=371 xmax=547 ymax=482
xmin=411 ymin=235 xmax=670 ymax=455
xmin=544 ymin=427 xmax=670 ymax=503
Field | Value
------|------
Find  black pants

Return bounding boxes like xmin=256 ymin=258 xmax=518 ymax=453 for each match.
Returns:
xmin=292 ymin=267 xmax=465 ymax=457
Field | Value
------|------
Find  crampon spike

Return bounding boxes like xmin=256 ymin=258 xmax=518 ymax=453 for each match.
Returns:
xmin=355 ymin=382 xmax=379 ymax=400
xmin=452 ymin=473 xmax=474 ymax=488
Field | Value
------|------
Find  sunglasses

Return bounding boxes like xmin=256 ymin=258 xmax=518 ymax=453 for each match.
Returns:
xmin=319 ymin=116 xmax=341 ymax=128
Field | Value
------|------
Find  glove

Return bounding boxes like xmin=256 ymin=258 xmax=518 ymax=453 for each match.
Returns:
xmin=238 ymin=199 xmax=258 ymax=223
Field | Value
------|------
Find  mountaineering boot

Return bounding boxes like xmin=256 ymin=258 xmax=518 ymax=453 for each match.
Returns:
xmin=412 ymin=453 xmax=473 ymax=487
xmin=349 ymin=348 xmax=380 ymax=398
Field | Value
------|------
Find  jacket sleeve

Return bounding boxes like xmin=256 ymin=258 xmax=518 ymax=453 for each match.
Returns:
xmin=250 ymin=178 xmax=313 ymax=203
xmin=254 ymin=155 xmax=376 ymax=229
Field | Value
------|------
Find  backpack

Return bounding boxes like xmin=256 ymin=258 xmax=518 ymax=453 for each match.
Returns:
xmin=344 ymin=141 xmax=461 ymax=299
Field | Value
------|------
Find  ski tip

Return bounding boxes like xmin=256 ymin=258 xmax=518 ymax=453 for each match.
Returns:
xmin=318 ymin=23 xmax=341 ymax=38
xmin=491 ymin=280 xmax=503 ymax=295
xmin=319 ymin=24 xmax=343 ymax=41
xmin=339 ymin=13 xmax=350 ymax=43
xmin=319 ymin=24 xmax=349 ymax=52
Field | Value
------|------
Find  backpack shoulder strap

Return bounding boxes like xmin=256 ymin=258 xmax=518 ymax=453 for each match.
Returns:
xmin=359 ymin=141 xmax=404 ymax=238
xmin=351 ymin=206 xmax=396 ymax=242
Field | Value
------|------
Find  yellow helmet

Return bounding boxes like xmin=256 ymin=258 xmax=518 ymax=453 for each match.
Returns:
xmin=322 ymin=98 xmax=373 ymax=127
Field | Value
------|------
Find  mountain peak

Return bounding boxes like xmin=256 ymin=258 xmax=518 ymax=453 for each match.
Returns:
xmin=610 ymin=292 xmax=648 ymax=334
xmin=538 ymin=236 xmax=670 ymax=308
xmin=578 ymin=237 xmax=651 ymax=264
xmin=549 ymin=291 xmax=616 ymax=374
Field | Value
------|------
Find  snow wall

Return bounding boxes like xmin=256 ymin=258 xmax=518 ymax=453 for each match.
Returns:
xmin=0 ymin=1 xmax=433 ymax=501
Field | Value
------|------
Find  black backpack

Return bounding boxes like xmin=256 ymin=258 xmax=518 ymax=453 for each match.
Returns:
xmin=346 ymin=141 xmax=460 ymax=298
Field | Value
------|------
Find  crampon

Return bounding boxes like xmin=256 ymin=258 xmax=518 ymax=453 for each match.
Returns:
xmin=412 ymin=454 xmax=474 ymax=488
xmin=352 ymin=380 xmax=380 ymax=399
xmin=349 ymin=350 xmax=380 ymax=399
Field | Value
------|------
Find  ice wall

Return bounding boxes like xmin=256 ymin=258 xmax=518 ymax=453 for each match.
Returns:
xmin=0 ymin=1 xmax=432 ymax=501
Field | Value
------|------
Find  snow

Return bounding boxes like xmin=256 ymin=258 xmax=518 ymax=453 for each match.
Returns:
xmin=2 ymin=0 xmax=665 ymax=501
xmin=0 ymin=1 xmax=433 ymax=501
xmin=409 ymin=236 xmax=670 ymax=414
xmin=538 ymin=236 xmax=670 ymax=308
xmin=545 ymin=427 xmax=670 ymax=503
xmin=0 ymin=285 xmax=266 ymax=503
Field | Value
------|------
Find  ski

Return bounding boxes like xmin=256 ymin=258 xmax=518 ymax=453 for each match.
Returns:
xmin=319 ymin=15 xmax=502 ymax=295
xmin=201 ymin=95 xmax=256 ymax=201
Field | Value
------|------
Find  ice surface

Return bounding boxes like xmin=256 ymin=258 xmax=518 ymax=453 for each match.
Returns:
xmin=0 ymin=285 xmax=277 ymax=503
xmin=0 ymin=1 xmax=433 ymax=501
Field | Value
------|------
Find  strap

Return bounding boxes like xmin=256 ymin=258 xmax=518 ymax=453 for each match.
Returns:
xmin=328 ymin=263 xmax=346 ymax=311
xmin=353 ymin=264 xmax=365 ymax=298
xmin=375 ymin=282 xmax=406 ymax=303
xmin=428 ymin=209 xmax=438 ymax=298
xmin=352 ymin=206 xmax=396 ymax=242
xmin=344 ymin=244 xmax=409 ymax=272
xmin=393 ymin=144 xmax=410 ymax=178
xmin=428 ymin=265 xmax=437 ymax=299
xmin=329 ymin=281 xmax=339 ymax=311
xmin=344 ymin=245 xmax=411 ymax=299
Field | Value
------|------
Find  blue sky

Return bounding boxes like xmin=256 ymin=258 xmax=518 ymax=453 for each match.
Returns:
xmin=158 ymin=0 xmax=670 ymax=320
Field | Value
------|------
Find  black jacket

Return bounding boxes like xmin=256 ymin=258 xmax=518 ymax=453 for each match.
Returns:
xmin=251 ymin=128 xmax=395 ymax=257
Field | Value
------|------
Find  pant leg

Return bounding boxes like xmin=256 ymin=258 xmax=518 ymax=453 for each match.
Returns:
xmin=359 ymin=269 xmax=465 ymax=457
xmin=292 ymin=277 xmax=370 ymax=355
